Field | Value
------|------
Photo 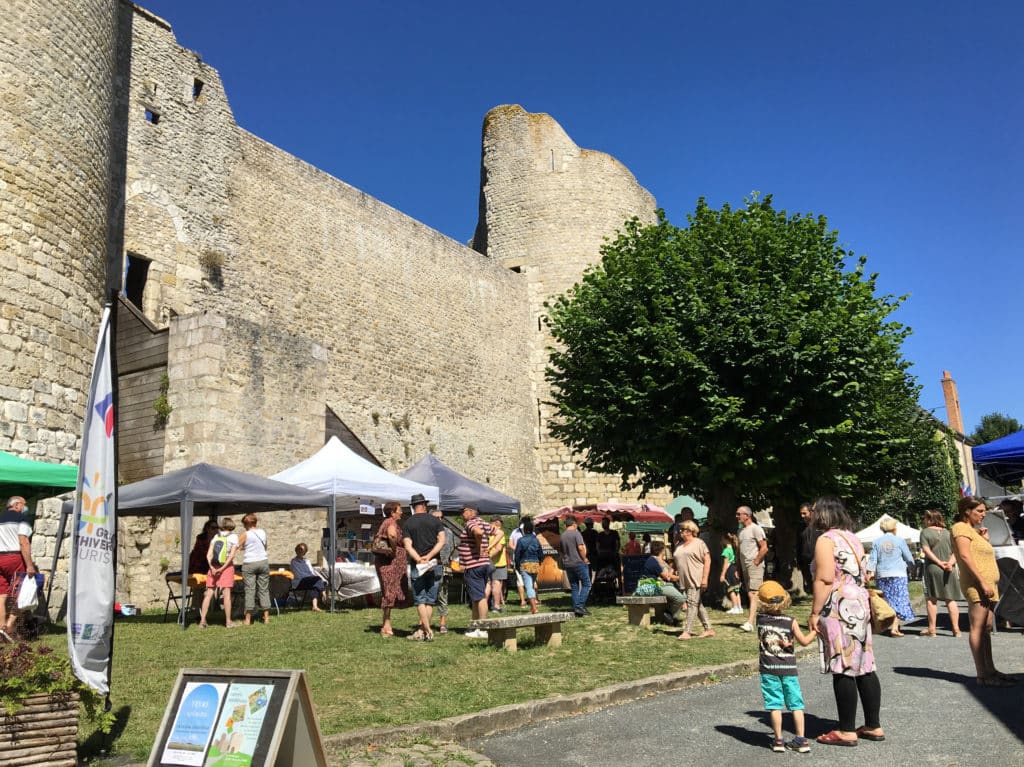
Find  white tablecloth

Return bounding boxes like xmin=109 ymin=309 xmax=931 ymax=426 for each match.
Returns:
xmin=317 ymin=562 xmax=380 ymax=600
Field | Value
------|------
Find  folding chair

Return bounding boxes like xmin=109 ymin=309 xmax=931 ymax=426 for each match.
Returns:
xmin=287 ymin=576 xmax=324 ymax=609
xmin=163 ymin=572 xmax=195 ymax=623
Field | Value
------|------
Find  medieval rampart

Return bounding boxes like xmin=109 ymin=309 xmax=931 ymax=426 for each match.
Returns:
xmin=0 ymin=0 xmax=124 ymax=462
xmin=5 ymin=3 xmax=672 ymax=608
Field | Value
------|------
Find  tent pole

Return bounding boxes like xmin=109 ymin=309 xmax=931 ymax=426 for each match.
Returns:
xmin=180 ymin=500 xmax=192 ymax=630
xmin=329 ymin=496 xmax=337 ymax=612
xmin=47 ymin=500 xmax=70 ymax=605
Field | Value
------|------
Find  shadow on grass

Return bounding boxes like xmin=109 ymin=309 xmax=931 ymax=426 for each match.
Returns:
xmin=79 ymin=705 xmax=131 ymax=762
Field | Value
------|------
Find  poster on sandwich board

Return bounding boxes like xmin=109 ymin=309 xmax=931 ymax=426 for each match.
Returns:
xmin=148 ymin=669 xmax=326 ymax=767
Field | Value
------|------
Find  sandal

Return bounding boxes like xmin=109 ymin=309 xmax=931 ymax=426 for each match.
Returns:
xmin=816 ymin=731 xmax=858 ymax=747
xmin=855 ymin=727 xmax=885 ymax=741
xmin=677 ymin=632 xmax=693 ymax=640
xmin=380 ymin=629 xmax=394 ymax=637
xmin=698 ymin=630 xmax=715 ymax=638
xmin=920 ymin=629 xmax=936 ymax=637
xmin=889 ymin=630 xmax=905 ymax=637
xmin=407 ymin=629 xmax=427 ymax=641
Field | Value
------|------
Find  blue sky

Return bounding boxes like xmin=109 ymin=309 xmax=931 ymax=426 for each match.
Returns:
xmin=142 ymin=1 xmax=1022 ymax=437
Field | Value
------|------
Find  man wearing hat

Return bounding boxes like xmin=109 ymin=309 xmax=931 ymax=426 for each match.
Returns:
xmin=458 ymin=504 xmax=491 ymax=638
xmin=401 ymin=493 xmax=446 ymax=641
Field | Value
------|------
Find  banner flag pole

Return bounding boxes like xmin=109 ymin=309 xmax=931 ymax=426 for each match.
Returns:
xmin=67 ymin=297 xmax=118 ymax=695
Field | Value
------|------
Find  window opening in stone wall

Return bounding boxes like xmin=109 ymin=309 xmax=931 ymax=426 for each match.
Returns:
xmin=124 ymin=253 xmax=150 ymax=312
xmin=550 ymin=149 xmax=555 ymax=171
xmin=537 ymin=316 xmax=542 ymax=332
xmin=510 ymin=265 xmax=522 ymax=274
xmin=144 ymin=109 xmax=160 ymax=124
xmin=192 ymin=79 xmax=204 ymax=99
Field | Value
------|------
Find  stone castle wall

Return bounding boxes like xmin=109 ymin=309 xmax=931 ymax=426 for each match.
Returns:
xmin=0 ymin=0 xmax=122 ymax=461
xmin=6 ymin=4 xmax=674 ymax=610
xmin=473 ymin=105 xmax=672 ymax=507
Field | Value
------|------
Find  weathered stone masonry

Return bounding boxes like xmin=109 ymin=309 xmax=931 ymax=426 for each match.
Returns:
xmin=3 ymin=0 xmax=670 ymax=608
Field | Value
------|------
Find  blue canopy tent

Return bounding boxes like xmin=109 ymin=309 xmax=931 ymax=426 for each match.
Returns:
xmin=973 ymin=429 xmax=1024 ymax=485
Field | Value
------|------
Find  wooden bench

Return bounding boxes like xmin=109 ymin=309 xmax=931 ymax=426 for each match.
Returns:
xmin=616 ymin=595 xmax=668 ymax=627
xmin=468 ymin=611 xmax=576 ymax=652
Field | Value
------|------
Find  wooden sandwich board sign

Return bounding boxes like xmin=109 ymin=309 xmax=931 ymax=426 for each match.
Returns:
xmin=147 ymin=669 xmax=327 ymax=767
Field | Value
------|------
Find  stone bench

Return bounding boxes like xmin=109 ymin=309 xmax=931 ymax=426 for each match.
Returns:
xmin=616 ymin=595 xmax=668 ymax=627
xmin=468 ymin=611 xmax=577 ymax=652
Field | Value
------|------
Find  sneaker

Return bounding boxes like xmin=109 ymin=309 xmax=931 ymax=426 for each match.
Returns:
xmin=787 ymin=737 xmax=811 ymax=753
xmin=771 ymin=738 xmax=786 ymax=753
xmin=465 ymin=629 xmax=488 ymax=639
xmin=438 ymin=625 xmax=448 ymax=634
xmin=728 ymin=606 xmax=743 ymax=614
xmin=740 ymin=622 xmax=753 ymax=632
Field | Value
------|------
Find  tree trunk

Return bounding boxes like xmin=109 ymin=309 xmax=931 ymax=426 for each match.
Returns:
xmin=771 ymin=495 xmax=799 ymax=590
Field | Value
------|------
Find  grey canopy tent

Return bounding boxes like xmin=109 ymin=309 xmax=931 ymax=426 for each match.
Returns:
xmin=400 ymin=454 xmax=520 ymax=516
xmin=52 ymin=463 xmax=332 ymax=627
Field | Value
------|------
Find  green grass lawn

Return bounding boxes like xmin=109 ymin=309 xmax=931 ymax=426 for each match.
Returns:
xmin=41 ymin=590 xmax=815 ymax=761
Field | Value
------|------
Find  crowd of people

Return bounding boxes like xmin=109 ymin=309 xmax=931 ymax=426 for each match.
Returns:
xmin=3 ymin=489 xmax=1020 ymax=753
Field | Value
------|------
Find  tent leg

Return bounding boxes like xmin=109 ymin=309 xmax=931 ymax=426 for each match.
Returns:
xmin=180 ymin=501 xmax=192 ymax=630
xmin=328 ymin=497 xmax=337 ymax=613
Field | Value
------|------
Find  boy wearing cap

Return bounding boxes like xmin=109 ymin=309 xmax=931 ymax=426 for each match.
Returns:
xmin=756 ymin=580 xmax=814 ymax=753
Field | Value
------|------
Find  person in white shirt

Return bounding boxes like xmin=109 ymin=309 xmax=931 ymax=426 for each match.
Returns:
xmin=290 ymin=542 xmax=327 ymax=612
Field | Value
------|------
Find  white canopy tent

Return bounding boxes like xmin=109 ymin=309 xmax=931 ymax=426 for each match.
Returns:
xmin=270 ymin=436 xmax=439 ymax=509
xmin=270 ymin=437 xmax=440 ymax=611
xmin=855 ymin=513 xmax=921 ymax=545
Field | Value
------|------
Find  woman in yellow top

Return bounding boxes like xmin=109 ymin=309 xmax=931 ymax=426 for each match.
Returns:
xmin=951 ymin=496 xmax=1013 ymax=687
xmin=487 ymin=518 xmax=508 ymax=612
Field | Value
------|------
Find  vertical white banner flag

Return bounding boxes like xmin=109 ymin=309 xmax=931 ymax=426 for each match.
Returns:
xmin=68 ymin=306 xmax=116 ymax=694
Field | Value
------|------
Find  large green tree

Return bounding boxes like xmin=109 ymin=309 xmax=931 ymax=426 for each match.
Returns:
xmin=545 ymin=195 xmax=926 ymax=534
xmin=970 ymin=412 xmax=1022 ymax=445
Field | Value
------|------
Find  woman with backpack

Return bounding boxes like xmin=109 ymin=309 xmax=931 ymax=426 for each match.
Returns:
xmin=238 ymin=513 xmax=272 ymax=625
xmin=199 ymin=517 xmax=239 ymax=628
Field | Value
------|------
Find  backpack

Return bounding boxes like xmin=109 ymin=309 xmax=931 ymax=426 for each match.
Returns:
xmin=211 ymin=533 xmax=231 ymax=566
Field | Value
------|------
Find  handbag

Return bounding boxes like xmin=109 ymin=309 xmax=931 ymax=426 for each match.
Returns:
xmin=371 ymin=521 xmax=395 ymax=557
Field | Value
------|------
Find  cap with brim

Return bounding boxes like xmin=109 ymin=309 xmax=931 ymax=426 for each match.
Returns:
xmin=757 ymin=580 xmax=788 ymax=605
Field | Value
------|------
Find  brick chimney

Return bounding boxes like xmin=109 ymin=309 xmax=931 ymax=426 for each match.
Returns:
xmin=941 ymin=370 xmax=965 ymax=435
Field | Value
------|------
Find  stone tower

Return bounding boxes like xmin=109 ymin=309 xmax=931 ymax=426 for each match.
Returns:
xmin=472 ymin=105 xmax=670 ymax=508
xmin=0 ymin=0 xmax=126 ymax=461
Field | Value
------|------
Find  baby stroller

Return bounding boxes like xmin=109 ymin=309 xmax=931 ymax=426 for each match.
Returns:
xmin=591 ymin=562 xmax=621 ymax=602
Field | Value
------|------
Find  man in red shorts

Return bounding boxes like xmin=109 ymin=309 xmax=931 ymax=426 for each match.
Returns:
xmin=0 ymin=496 xmax=36 ymax=642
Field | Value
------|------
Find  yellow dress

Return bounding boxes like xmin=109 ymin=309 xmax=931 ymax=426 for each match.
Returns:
xmin=951 ymin=522 xmax=1000 ymax=603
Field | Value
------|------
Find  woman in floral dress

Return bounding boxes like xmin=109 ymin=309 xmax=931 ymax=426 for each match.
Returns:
xmin=809 ymin=496 xmax=884 ymax=746
xmin=374 ymin=501 xmax=409 ymax=636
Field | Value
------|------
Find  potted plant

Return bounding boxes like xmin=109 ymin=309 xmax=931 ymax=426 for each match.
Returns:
xmin=1 ymin=639 xmax=114 ymax=765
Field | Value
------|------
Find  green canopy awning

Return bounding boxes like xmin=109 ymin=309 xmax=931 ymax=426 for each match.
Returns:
xmin=665 ymin=495 xmax=709 ymax=521
xmin=0 ymin=450 xmax=78 ymax=498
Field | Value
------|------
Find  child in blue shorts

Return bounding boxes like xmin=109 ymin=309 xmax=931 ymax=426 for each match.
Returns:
xmin=756 ymin=580 xmax=814 ymax=753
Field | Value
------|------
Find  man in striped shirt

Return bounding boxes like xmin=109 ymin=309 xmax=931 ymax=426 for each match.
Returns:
xmin=458 ymin=504 xmax=491 ymax=638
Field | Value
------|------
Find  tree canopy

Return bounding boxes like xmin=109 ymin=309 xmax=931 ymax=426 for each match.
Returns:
xmin=970 ymin=412 xmax=1022 ymax=445
xmin=544 ymin=195 xmax=940 ymax=530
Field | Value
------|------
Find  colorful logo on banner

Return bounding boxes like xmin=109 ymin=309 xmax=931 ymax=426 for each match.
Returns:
xmin=79 ymin=392 xmax=114 ymax=534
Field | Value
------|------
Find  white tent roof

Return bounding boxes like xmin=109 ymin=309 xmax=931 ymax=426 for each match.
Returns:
xmin=270 ymin=436 xmax=439 ymax=509
xmin=855 ymin=513 xmax=920 ymax=544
